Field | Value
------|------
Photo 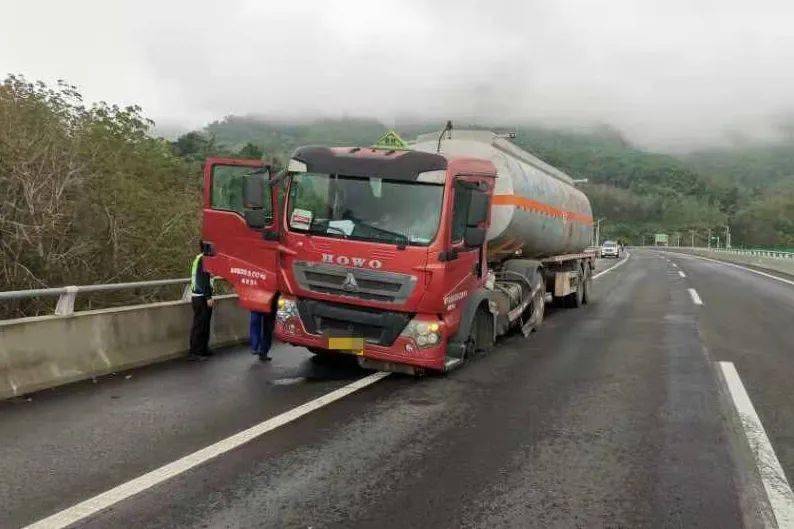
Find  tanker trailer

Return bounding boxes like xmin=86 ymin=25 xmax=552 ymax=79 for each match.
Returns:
xmin=412 ymin=129 xmax=596 ymax=358
xmin=413 ymin=129 xmax=593 ymax=261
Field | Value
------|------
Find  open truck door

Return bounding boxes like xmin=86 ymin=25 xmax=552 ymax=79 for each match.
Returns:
xmin=201 ymin=157 xmax=281 ymax=313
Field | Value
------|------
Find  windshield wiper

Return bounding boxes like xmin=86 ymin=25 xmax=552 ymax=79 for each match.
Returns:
xmin=348 ymin=218 xmax=409 ymax=249
xmin=306 ymin=218 xmax=348 ymax=239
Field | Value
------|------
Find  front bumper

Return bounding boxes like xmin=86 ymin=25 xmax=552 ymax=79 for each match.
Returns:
xmin=275 ymin=298 xmax=447 ymax=371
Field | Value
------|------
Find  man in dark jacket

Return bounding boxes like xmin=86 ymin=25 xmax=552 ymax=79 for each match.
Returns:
xmin=189 ymin=248 xmax=214 ymax=359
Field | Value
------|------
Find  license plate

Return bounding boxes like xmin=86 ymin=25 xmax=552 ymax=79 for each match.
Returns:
xmin=327 ymin=336 xmax=365 ymax=355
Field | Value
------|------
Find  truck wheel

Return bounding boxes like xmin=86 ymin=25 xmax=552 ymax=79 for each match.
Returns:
xmin=466 ymin=306 xmax=493 ymax=359
xmin=582 ymin=265 xmax=593 ymax=305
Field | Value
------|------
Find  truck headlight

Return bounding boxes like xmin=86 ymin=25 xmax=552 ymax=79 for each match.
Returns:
xmin=276 ymin=297 xmax=299 ymax=322
xmin=400 ymin=319 xmax=442 ymax=349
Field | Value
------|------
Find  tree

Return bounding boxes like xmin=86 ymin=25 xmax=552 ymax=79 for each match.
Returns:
xmin=0 ymin=75 xmax=199 ymax=316
xmin=237 ymin=142 xmax=263 ymax=159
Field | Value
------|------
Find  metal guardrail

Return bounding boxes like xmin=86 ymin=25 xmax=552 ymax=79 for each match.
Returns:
xmin=648 ymin=246 xmax=794 ymax=260
xmin=0 ymin=278 xmax=191 ymax=316
xmin=707 ymin=248 xmax=794 ymax=259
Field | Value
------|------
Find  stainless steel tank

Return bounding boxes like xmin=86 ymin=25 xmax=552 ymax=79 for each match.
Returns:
xmin=413 ymin=130 xmax=593 ymax=261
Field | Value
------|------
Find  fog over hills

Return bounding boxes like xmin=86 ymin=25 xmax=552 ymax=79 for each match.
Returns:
xmin=5 ymin=0 xmax=794 ymax=152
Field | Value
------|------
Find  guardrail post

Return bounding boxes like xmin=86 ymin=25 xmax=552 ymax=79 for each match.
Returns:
xmin=54 ymin=286 xmax=79 ymax=316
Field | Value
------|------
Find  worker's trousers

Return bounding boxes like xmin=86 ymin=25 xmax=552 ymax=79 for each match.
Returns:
xmin=249 ymin=311 xmax=275 ymax=355
xmin=189 ymin=296 xmax=213 ymax=356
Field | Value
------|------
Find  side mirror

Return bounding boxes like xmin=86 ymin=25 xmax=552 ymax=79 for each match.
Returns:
xmin=464 ymin=226 xmax=486 ymax=248
xmin=467 ymin=191 xmax=489 ymax=226
xmin=243 ymin=173 xmax=266 ymax=209
xmin=243 ymin=171 xmax=274 ymax=229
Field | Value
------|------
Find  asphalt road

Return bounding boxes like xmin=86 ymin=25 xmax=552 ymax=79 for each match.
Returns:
xmin=2 ymin=251 xmax=793 ymax=529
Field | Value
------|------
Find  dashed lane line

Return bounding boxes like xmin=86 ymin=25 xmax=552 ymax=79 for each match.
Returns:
xmin=719 ymin=362 xmax=794 ymax=528
xmin=688 ymin=288 xmax=703 ymax=305
xmin=679 ymin=271 xmax=686 ymax=278
xmin=656 ymin=251 xmax=794 ymax=288
xmin=22 ymin=371 xmax=391 ymax=529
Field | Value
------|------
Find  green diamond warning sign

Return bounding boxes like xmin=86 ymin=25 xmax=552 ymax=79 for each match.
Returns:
xmin=372 ymin=130 xmax=410 ymax=150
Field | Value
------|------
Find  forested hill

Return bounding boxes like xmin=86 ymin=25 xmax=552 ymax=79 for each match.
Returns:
xmin=182 ymin=115 xmax=792 ymax=248
xmin=203 ymin=116 xmax=388 ymax=161
xmin=683 ymin=141 xmax=794 ymax=191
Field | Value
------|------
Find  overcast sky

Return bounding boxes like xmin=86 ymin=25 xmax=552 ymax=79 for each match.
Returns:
xmin=3 ymin=0 xmax=794 ymax=150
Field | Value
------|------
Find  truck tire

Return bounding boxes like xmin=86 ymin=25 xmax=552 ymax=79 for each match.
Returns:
xmin=466 ymin=305 xmax=493 ymax=359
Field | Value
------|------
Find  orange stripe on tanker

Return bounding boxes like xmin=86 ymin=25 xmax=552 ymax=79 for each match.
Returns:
xmin=492 ymin=194 xmax=593 ymax=225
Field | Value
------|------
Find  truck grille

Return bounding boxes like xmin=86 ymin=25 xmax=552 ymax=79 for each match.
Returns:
xmin=296 ymin=299 xmax=412 ymax=346
xmin=293 ymin=261 xmax=417 ymax=304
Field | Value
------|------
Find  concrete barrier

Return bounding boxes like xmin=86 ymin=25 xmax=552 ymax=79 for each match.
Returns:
xmin=655 ymin=247 xmax=794 ymax=277
xmin=0 ymin=295 xmax=248 ymax=400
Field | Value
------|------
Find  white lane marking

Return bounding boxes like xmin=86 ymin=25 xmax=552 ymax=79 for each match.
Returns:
xmin=592 ymin=253 xmax=631 ymax=280
xmin=688 ymin=288 xmax=703 ymax=305
xmin=679 ymin=271 xmax=686 ymax=278
xmin=22 ymin=371 xmax=390 ymax=529
xmin=719 ymin=361 xmax=794 ymax=528
xmin=656 ymin=251 xmax=794 ymax=288
xmin=672 ymin=263 xmax=678 ymax=268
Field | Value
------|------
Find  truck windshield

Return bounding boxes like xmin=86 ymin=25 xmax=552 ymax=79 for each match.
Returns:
xmin=287 ymin=173 xmax=444 ymax=246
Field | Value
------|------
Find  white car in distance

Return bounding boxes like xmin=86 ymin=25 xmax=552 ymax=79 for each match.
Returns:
xmin=601 ymin=240 xmax=621 ymax=258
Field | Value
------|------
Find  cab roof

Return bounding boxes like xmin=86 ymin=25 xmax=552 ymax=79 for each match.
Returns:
xmin=291 ymin=145 xmax=447 ymax=181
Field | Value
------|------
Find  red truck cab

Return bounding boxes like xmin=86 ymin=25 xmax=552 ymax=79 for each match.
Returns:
xmin=201 ymin=146 xmax=497 ymax=374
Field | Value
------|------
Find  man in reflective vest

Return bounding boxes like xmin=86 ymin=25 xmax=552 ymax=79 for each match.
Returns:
xmin=189 ymin=248 xmax=214 ymax=359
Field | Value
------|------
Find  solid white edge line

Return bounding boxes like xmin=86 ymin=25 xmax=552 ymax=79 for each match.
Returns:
xmin=679 ymin=271 xmax=686 ymax=278
xmin=719 ymin=361 xmax=794 ymax=528
xmin=656 ymin=250 xmax=794 ymax=287
xmin=592 ymin=252 xmax=631 ymax=280
xmin=22 ymin=371 xmax=391 ymax=529
xmin=688 ymin=288 xmax=703 ymax=305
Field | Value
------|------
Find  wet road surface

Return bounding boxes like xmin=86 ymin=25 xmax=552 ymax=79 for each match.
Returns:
xmin=3 ymin=251 xmax=794 ymax=528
